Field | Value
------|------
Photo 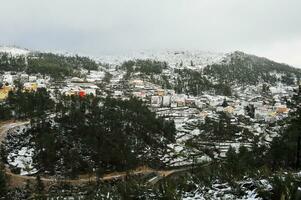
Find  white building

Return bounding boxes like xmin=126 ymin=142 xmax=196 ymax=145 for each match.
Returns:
xmin=3 ymin=74 xmax=13 ymax=85
xmin=29 ymin=76 xmax=37 ymax=82
xmin=162 ymin=96 xmax=171 ymax=107
xmin=114 ymin=90 xmax=123 ymax=97
xmin=85 ymin=88 xmax=97 ymax=96
xmin=151 ymin=96 xmax=162 ymax=107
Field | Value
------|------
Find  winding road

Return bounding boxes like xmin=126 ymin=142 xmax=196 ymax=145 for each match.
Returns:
xmin=0 ymin=121 xmax=192 ymax=188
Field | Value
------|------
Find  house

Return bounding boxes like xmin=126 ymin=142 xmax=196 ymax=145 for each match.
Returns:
xmin=28 ymin=76 xmax=37 ymax=82
xmin=3 ymin=74 xmax=13 ymax=85
xmin=224 ymin=106 xmax=234 ymax=114
xmin=216 ymin=106 xmax=224 ymax=112
xmin=166 ymin=89 xmax=176 ymax=95
xmin=85 ymin=88 xmax=97 ymax=96
xmin=71 ymin=77 xmax=84 ymax=83
xmin=0 ymin=85 xmax=13 ymax=100
xmin=199 ymin=111 xmax=209 ymax=119
xmin=130 ymin=79 xmax=144 ymax=86
xmin=132 ymin=91 xmax=146 ymax=99
xmin=23 ymin=82 xmax=38 ymax=91
xmin=113 ymin=90 xmax=123 ymax=97
xmin=37 ymin=83 xmax=47 ymax=88
xmin=276 ymin=105 xmax=289 ymax=114
xmin=162 ymin=96 xmax=171 ymax=107
xmin=173 ymin=94 xmax=187 ymax=107
xmin=78 ymin=90 xmax=86 ymax=97
xmin=151 ymin=96 xmax=162 ymax=107
xmin=195 ymin=100 xmax=206 ymax=109
xmin=155 ymin=89 xmax=165 ymax=96
xmin=233 ymin=106 xmax=245 ymax=116
xmin=185 ymin=98 xmax=195 ymax=107
xmin=20 ymin=74 xmax=29 ymax=82
xmin=36 ymin=78 xmax=47 ymax=85
xmin=86 ymin=71 xmax=105 ymax=82
xmin=0 ymin=91 xmax=8 ymax=100
xmin=171 ymin=102 xmax=178 ymax=108
xmin=65 ymin=90 xmax=76 ymax=96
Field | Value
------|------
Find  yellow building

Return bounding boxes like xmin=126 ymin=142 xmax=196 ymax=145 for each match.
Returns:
xmin=23 ymin=82 xmax=38 ymax=92
xmin=0 ymin=90 xmax=8 ymax=100
xmin=65 ymin=90 xmax=76 ymax=96
xmin=155 ymin=89 xmax=165 ymax=96
xmin=0 ymin=86 xmax=13 ymax=100
xmin=276 ymin=106 xmax=289 ymax=114
xmin=268 ymin=112 xmax=277 ymax=117
xmin=224 ymin=106 xmax=234 ymax=114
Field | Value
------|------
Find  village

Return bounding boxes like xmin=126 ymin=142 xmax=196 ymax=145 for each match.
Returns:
xmin=0 ymin=68 xmax=294 ymax=128
xmin=0 ymin=65 xmax=296 ymax=167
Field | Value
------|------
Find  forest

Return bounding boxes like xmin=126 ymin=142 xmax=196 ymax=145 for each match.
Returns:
xmin=1 ymin=91 xmax=176 ymax=178
xmin=0 ymin=52 xmax=99 ymax=79
xmin=203 ymin=52 xmax=301 ymax=86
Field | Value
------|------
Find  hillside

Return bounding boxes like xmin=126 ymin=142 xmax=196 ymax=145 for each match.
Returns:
xmin=116 ymin=50 xmax=300 ymax=96
xmin=204 ymin=51 xmax=300 ymax=86
xmin=0 ymin=47 xmax=99 ymax=79
xmin=1 ymin=47 xmax=299 ymax=87
xmin=0 ymin=46 xmax=30 ymax=57
xmin=0 ymin=47 xmax=301 ymax=199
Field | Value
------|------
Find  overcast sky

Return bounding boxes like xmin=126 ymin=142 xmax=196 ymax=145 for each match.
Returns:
xmin=1 ymin=0 xmax=301 ymax=67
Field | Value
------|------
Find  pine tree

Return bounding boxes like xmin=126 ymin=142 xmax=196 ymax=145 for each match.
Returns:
xmin=0 ymin=166 xmax=7 ymax=198
xmin=35 ymin=174 xmax=45 ymax=197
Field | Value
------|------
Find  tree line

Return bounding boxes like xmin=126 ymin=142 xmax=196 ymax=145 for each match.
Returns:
xmin=0 ymin=52 xmax=99 ymax=79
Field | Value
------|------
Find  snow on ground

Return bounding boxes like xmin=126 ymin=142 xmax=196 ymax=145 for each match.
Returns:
xmin=0 ymin=46 xmax=30 ymax=56
xmin=7 ymin=146 xmax=37 ymax=175
xmin=98 ymin=50 xmax=229 ymax=70
xmin=182 ymin=178 xmax=272 ymax=200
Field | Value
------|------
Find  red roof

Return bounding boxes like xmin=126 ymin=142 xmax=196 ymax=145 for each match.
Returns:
xmin=79 ymin=90 xmax=86 ymax=97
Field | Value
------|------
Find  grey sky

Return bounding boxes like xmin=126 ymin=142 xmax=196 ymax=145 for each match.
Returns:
xmin=1 ymin=0 xmax=301 ymax=67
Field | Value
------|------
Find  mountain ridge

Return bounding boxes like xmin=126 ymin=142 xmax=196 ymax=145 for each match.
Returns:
xmin=0 ymin=45 xmax=298 ymax=69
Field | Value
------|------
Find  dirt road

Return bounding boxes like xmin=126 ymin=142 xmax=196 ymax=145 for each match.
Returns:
xmin=0 ymin=120 xmax=29 ymax=143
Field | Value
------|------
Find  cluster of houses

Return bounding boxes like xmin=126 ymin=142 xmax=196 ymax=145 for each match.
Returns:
xmin=126 ymin=78 xmax=293 ymax=123
xmin=0 ymin=72 xmax=49 ymax=100
xmin=59 ymin=70 xmax=105 ymax=97
xmin=60 ymin=81 xmax=99 ymax=97
xmin=0 ymin=69 xmax=296 ymax=125
xmin=0 ymin=70 xmax=106 ymax=100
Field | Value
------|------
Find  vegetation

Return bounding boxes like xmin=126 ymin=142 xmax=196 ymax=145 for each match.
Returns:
xmin=199 ymin=112 xmax=252 ymax=141
xmin=122 ymin=59 xmax=168 ymax=76
xmin=0 ymin=52 xmax=99 ymax=79
xmin=0 ymin=53 xmax=26 ymax=71
xmin=203 ymin=51 xmax=301 ymax=86
xmin=0 ymin=164 xmax=7 ymax=199
xmin=1 ymin=90 xmax=301 ymax=199
xmin=0 ymin=88 xmax=54 ymax=120
xmin=1 ymin=52 xmax=301 ymax=198
xmin=20 ymin=96 xmax=176 ymax=178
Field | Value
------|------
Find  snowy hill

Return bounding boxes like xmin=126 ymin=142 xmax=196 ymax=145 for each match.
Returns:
xmin=0 ymin=46 xmax=30 ymax=56
xmin=98 ymin=50 xmax=228 ymax=70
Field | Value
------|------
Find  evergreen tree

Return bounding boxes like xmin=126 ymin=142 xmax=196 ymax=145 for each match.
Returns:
xmin=0 ymin=165 xmax=7 ymax=198
xmin=34 ymin=174 xmax=45 ymax=199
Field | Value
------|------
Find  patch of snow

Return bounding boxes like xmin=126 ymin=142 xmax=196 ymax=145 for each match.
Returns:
xmin=7 ymin=147 xmax=37 ymax=175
